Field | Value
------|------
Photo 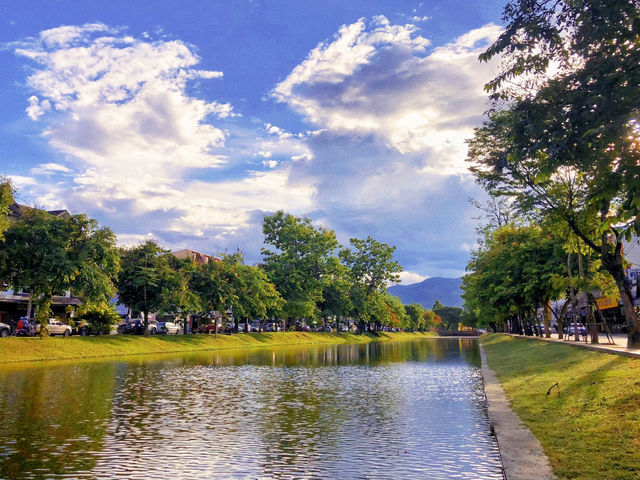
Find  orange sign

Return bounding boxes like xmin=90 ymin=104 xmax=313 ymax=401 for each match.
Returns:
xmin=596 ymin=296 xmax=619 ymax=310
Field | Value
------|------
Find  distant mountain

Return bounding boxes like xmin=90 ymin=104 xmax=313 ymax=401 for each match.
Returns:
xmin=387 ymin=277 xmax=463 ymax=308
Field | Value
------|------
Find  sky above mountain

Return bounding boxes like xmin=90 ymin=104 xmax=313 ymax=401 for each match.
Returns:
xmin=0 ymin=0 xmax=506 ymax=283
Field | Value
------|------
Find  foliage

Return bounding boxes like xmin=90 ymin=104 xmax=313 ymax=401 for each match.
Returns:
xmin=117 ymin=240 xmax=175 ymax=326
xmin=384 ymin=294 xmax=406 ymax=328
xmin=470 ymin=0 xmax=640 ymax=344
xmin=318 ymin=257 xmax=353 ymax=322
xmin=433 ymin=306 xmax=462 ymax=332
xmin=405 ymin=303 xmax=426 ymax=330
xmin=0 ymin=210 xmax=119 ymax=334
xmin=340 ymin=236 xmax=402 ymax=294
xmin=262 ymin=211 xmax=338 ymax=321
xmin=0 ymin=177 xmax=14 ymax=241
xmin=76 ymin=301 xmax=121 ymax=333
xmin=462 ymin=225 xmax=566 ymax=329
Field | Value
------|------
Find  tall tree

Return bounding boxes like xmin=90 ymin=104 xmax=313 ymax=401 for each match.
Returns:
xmin=0 ymin=210 xmax=119 ymax=334
xmin=470 ymin=0 xmax=640 ymax=346
xmin=340 ymin=236 xmax=403 ymax=331
xmin=462 ymin=225 xmax=565 ymax=333
xmin=262 ymin=211 xmax=338 ymax=328
xmin=0 ymin=177 xmax=14 ymax=241
xmin=117 ymin=240 xmax=175 ymax=331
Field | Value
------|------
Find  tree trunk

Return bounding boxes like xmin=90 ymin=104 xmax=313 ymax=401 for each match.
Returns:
xmin=143 ymin=310 xmax=149 ymax=336
xmin=586 ymin=293 xmax=600 ymax=344
xmin=543 ymin=302 xmax=551 ymax=338
xmin=551 ymin=298 xmax=569 ymax=340
xmin=600 ymin=245 xmax=640 ymax=348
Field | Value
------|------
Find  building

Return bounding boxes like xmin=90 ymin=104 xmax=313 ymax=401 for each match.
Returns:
xmin=0 ymin=203 xmax=79 ymax=327
xmin=172 ymin=248 xmax=218 ymax=265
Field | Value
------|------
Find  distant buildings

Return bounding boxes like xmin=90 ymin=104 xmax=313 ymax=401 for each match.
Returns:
xmin=172 ymin=248 xmax=217 ymax=265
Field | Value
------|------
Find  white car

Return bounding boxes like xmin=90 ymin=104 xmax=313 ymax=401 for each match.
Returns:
xmin=35 ymin=318 xmax=72 ymax=336
xmin=159 ymin=321 xmax=181 ymax=335
xmin=0 ymin=322 xmax=10 ymax=337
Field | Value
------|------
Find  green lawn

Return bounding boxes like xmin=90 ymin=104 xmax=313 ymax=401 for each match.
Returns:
xmin=481 ymin=334 xmax=640 ymax=480
xmin=0 ymin=331 xmax=437 ymax=364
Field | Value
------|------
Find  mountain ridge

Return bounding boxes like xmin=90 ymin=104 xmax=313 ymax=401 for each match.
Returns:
xmin=387 ymin=276 xmax=463 ymax=308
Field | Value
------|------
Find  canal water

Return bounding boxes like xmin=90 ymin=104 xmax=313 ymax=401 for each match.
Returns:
xmin=0 ymin=338 xmax=504 ymax=479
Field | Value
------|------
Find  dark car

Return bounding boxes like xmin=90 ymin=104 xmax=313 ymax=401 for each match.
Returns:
xmin=118 ymin=318 xmax=158 ymax=335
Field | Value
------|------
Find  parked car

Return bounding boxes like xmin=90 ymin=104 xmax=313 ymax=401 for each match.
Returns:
xmin=264 ymin=322 xmax=280 ymax=332
xmin=158 ymin=321 xmax=181 ymax=335
xmin=35 ymin=318 xmax=72 ymax=336
xmin=0 ymin=322 xmax=10 ymax=337
xmin=236 ymin=321 xmax=258 ymax=333
xmin=565 ymin=323 xmax=587 ymax=336
xmin=118 ymin=318 xmax=158 ymax=335
xmin=198 ymin=321 xmax=223 ymax=334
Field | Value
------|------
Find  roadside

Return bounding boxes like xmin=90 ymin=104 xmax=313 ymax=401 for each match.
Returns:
xmin=480 ymin=333 xmax=640 ymax=480
xmin=0 ymin=331 xmax=437 ymax=364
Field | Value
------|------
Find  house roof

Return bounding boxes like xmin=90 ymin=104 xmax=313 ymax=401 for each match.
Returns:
xmin=8 ymin=203 xmax=71 ymax=220
xmin=172 ymin=248 xmax=218 ymax=265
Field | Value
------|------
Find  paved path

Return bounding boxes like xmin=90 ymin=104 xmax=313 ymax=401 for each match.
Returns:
xmin=511 ymin=333 xmax=640 ymax=359
xmin=480 ymin=345 xmax=557 ymax=480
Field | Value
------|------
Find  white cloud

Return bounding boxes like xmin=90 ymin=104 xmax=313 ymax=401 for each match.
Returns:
xmin=8 ymin=175 xmax=36 ymax=188
xmin=274 ymin=18 xmax=502 ymax=174
xmin=25 ymin=95 xmax=51 ymax=120
xmin=30 ymin=162 xmax=72 ymax=175
xmin=397 ymin=270 xmax=429 ymax=285
xmin=14 ymin=24 xmax=317 ymax=257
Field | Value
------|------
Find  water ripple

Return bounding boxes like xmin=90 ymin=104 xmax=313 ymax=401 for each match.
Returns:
xmin=0 ymin=339 xmax=503 ymax=479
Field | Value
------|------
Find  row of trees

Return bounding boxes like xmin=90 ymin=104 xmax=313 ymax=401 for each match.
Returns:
xmin=0 ymin=183 xmax=442 ymax=334
xmin=116 ymin=211 xmax=442 ymax=333
xmin=463 ymin=0 xmax=640 ymax=346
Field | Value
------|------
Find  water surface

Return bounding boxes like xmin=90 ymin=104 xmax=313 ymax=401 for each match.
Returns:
xmin=0 ymin=338 xmax=503 ymax=479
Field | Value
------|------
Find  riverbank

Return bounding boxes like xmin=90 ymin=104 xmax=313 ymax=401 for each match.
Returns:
xmin=480 ymin=333 xmax=640 ymax=480
xmin=0 ymin=331 xmax=437 ymax=364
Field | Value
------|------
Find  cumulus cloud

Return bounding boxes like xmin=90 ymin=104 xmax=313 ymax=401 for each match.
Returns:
xmin=274 ymin=17 xmax=501 ymax=276
xmin=14 ymin=23 xmax=317 ymax=257
xmin=11 ymin=18 xmax=501 ymax=277
xmin=398 ymin=270 xmax=429 ymax=285
xmin=274 ymin=17 xmax=501 ymax=173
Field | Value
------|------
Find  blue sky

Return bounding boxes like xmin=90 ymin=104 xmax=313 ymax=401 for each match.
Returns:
xmin=0 ymin=0 xmax=506 ymax=283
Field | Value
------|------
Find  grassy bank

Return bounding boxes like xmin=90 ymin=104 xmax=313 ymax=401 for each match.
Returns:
xmin=0 ymin=331 xmax=437 ymax=364
xmin=481 ymin=334 xmax=640 ymax=480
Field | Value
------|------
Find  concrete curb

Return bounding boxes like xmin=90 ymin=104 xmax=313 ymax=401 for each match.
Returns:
xmin=480 ymin=344 xmax=557 ymax=480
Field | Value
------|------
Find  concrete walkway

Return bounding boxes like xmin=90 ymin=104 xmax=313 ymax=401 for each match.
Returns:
xmin=510 ymin=333 xmax=640 ymax=359
xmin=480 ymin=345 xmax=557 ymax=480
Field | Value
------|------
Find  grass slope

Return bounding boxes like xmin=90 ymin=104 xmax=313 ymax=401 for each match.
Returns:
xmin=481 ymin=334 xmax=640 ymax=480
xmin=0 ymin=331 xmax=437 ymax=364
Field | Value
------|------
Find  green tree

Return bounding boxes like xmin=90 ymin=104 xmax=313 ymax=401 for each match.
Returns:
xmin=462 ymin=225 xmax=566 ymax=334
xmin=219 ymin=254 xmax=284 ymax=332
xmin=318 ymin=258 xmax=353 ymax=329
xmin=404 ymin=303 xmax=425 ymax=331
xmin=0 ymin=210 xmax=119 ymax=334
xmin=75 ymin=301 xmax=121 ymax=334
xmin=340 ymin=236 xmax=403 ymax=331
xmin=117 ymin=240 xmax=175 ymax=331
xmin=164 ymin=255 xmax=201 ymax=332
xmin=0 ymin=177 xmax=14 ymax=241
xmin=471 ymin=0 xmax=640 ymax=346
xmin=262 ymin=211 xmax=338 ymax=328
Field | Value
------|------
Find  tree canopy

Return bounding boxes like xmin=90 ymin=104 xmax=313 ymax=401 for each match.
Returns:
xmin=468 ymin=0 xmax=640 ymax=346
